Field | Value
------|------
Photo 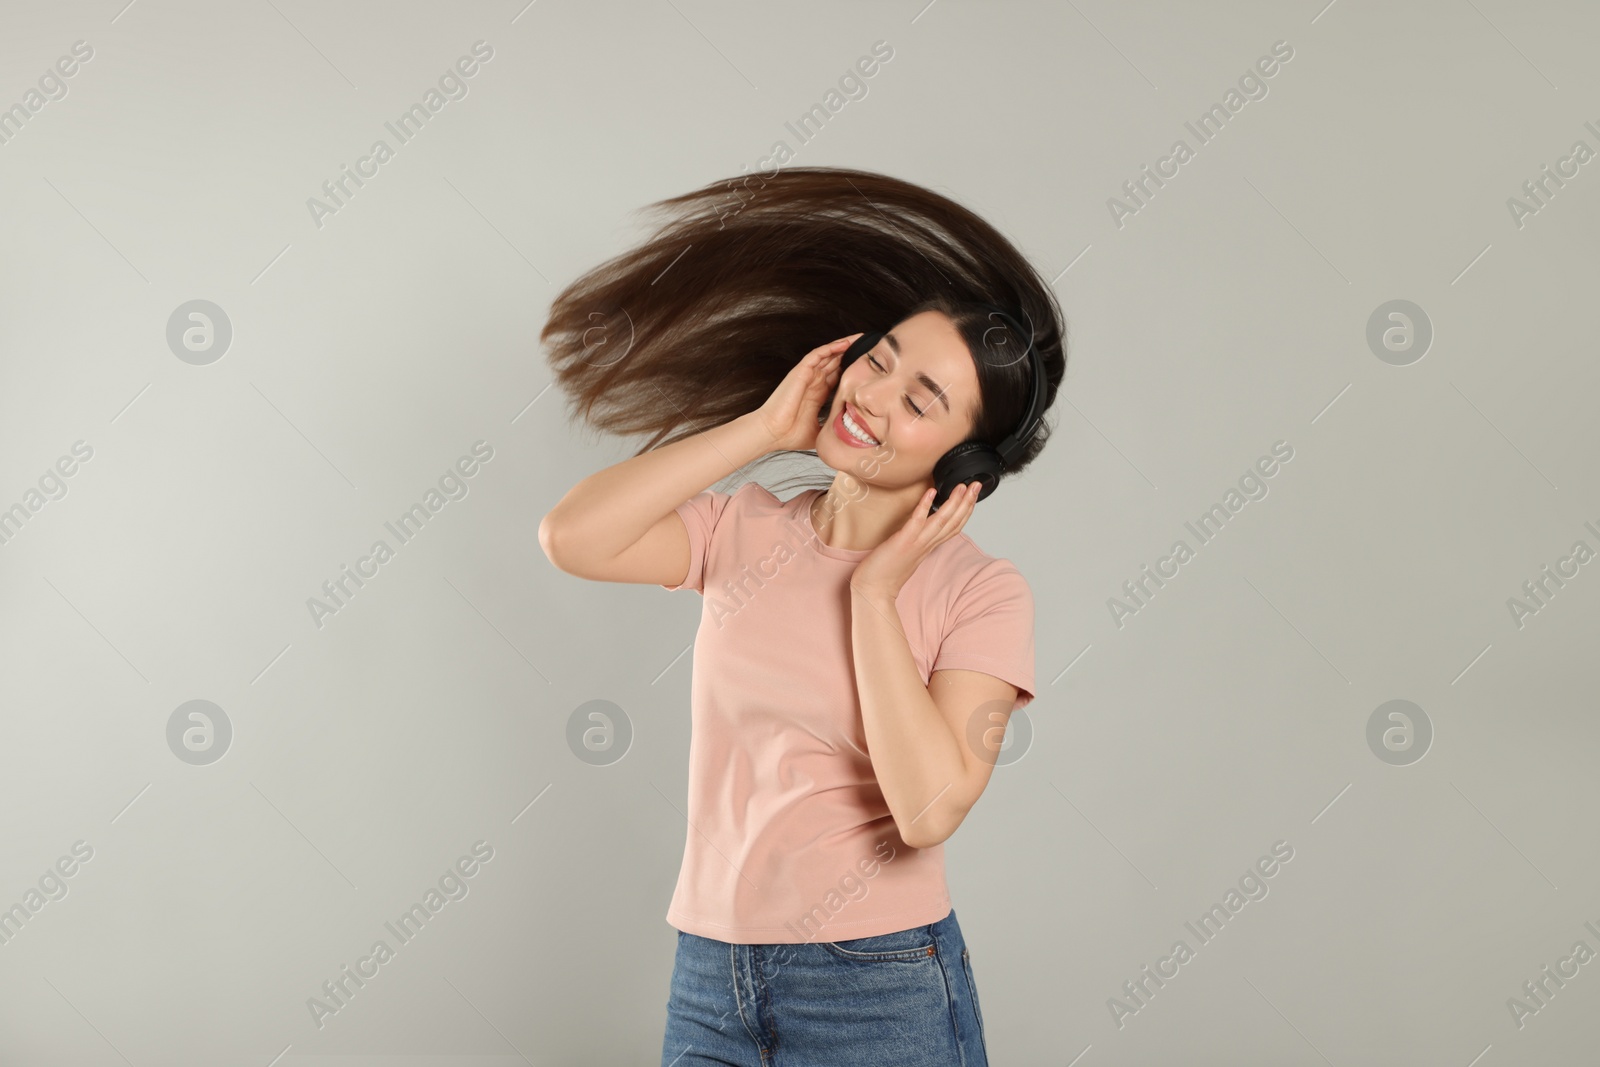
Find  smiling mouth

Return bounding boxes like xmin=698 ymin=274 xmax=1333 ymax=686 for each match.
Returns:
xmin=839 ymin=403 xmax=880 ymax=446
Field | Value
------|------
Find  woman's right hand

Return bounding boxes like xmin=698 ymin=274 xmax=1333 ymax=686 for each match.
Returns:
xmin=752 ymin=334 xmax=863 ymax=452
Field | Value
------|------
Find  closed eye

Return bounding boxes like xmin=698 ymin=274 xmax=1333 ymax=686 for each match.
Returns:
xmin=867 ymin=355 xmax=926 ymax=417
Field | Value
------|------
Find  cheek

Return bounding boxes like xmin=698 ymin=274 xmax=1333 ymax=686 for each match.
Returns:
xmin=891 ymin=418 xmax=953 ymax=462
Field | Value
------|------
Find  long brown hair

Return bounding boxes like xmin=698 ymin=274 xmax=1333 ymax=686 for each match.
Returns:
xmin=540 ymin=166 xmax=1068 ymax=493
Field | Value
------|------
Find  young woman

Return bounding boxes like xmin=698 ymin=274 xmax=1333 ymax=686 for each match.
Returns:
xmin=537 ymin=167 xmax=1066 ymax=1065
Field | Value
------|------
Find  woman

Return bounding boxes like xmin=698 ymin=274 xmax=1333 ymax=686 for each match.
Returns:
xmin=537 ymin=166 xmax=1066 ymax=1065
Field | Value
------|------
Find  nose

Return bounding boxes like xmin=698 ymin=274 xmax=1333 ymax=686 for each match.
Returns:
xmin=850 ymin=376 xmax=884 ymax=420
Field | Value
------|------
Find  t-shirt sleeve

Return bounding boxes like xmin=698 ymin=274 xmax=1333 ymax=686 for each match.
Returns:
xmin=930 ymin=559 xmax=1036 ymax=712
xmin=659 ymin=487 xmax=736 ymax=593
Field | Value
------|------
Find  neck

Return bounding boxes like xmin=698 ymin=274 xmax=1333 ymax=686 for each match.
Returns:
xmin=810 ymin=478 xmax=927 ymax=552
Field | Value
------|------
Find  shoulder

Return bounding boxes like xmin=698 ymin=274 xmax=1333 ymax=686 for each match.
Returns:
xmin=929 ymin=534 xmax=1032 ymax=607
xmin=922 ymin=533 xmax=1036 ymax=703
xmin=718 ymin=481 xmax=788 ymax=523
xmin=734 ymin=481 xmax=781 ymax=506
xmin=714 ymin=481 xmax=780 ymax=506
xmin=685 ymin=480 xmax=779 ymax=517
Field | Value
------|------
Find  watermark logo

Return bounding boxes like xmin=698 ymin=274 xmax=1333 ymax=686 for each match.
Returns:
xmin=306 ymin=840 xmax=495 ymax=1029
xmin=0 ymin=840 xmax=95 ymax=947
xmin=719 ymin=40 xmax=896 ymax=228
xmin=1505 ymin=917 xmax=1600 ymax=1030
xmin=166 ymin=300 xmax=232 ymax=365
xmin=1108 ymin=441 xmax=1295 ymax=629
xmin=1365 ymin=299 xmax=1432 ymax=366
xmin=566 ymin=699 xmax=632 ymax=765
xmin=0 ymin=40 xmax=94 ymax=148
xmin=307 ymin=440 xmax=495 ymax=629
xmin=0 ymin=439 xmax=94 ymax=548
xmin=1108 ymin=39 xmax=1295 ymax=229
xmin=167 ymin=699 xmax=232 ymax=765
xmin=1108 ymin=839 xmax=1295 ymax=1029
xmin=305 ymin=41 xmax=494 ymax=230
xmin=1506 ymin=121 xmax=1600 ymax=230
xmin=780 ymin=840 xmax=899 ymax=942
xmin=577 ymin=307 xmax=635 ymax=369
xmin=1366 ymin=699 xmax=1431 ymax=766
xmin=965 ymin=698 xmax=1033 ymax=768
xmin=1505 ymin=521 xmax=1599 ymax=629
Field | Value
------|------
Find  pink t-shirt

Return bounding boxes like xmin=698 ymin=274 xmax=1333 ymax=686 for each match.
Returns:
xmin=660 ymin=482 xmax=1035 ymax=944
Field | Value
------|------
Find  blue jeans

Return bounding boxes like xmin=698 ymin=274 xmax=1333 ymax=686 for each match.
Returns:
xmin=661 ymin=907 xmax=989 ymax=1066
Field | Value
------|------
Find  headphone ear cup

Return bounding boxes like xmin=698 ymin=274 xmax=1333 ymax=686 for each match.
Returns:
xmin=843 ymin=331 xmax=884 ymax=365
xmin=931 ymin=442 xmax=1003 ymax=512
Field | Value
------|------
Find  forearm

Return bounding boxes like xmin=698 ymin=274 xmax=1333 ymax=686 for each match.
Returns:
xmin=850 ymin=587 xmax=970 ymax=849
xmin=541 ymin=412 xmax=772 ymax=564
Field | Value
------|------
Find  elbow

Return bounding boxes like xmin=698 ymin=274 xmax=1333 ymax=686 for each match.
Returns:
xmin=899 ymin=815 xmax=956 ymax=851
xmin=898 ymin=796 xmax=976 ymax=849
xmin=900 ymin=826 xmax=948 ymax=850
xmin=537 ymin=512 xmax=568 ymax=572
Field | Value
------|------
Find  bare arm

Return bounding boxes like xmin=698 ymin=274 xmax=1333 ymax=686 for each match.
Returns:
xmin=850 ymin=585 xmax=1018 ymax=849
xmin=537 ymin=334 xmax=857 ymax=584
xmin=538 ymin=412 xmax=773 ymax=583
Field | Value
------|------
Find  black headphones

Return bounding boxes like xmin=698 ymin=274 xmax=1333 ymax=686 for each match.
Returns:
xmin=833 ymin=304 xmax=1047 ymax=513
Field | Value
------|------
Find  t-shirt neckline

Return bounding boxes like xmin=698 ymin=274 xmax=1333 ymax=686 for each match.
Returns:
xmin=801 ymin=489 xmax=874 ymax=561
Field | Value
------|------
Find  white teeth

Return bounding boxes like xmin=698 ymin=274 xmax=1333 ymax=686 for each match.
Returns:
xmin=842 ymin=408 xmax=878 ymax=445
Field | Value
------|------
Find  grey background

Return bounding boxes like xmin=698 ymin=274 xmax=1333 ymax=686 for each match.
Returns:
xmin=2 ymin=0 xmax=1598 ymax=1063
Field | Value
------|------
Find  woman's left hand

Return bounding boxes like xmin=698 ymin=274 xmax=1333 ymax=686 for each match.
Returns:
xmin=849 ymin=481 xmax=983 ymax=600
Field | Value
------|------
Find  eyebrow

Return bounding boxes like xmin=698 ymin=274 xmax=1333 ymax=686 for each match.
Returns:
xmin=883 ymin=330 xmax=952 ymax=414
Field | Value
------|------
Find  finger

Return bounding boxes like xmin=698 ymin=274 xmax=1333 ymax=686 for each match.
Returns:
xmin=934 ymin=482 xmax=980 ymax=536
xmin=808 ymin=361 xmax=837 ymax=394
xmin=928 ymin=486 xmax=966 ymax=534
xmin=821 ymin=337 xmax=857 ymax=361
xmin=958 ymin=482 xmax=980 ymax=523
xmin=961 ymin=480 xmax=983 ymax=517
xmin=813 ymin=335 xmax=859 ymax=360
xmin=808 ymin=360 xmax=836 ymax=390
